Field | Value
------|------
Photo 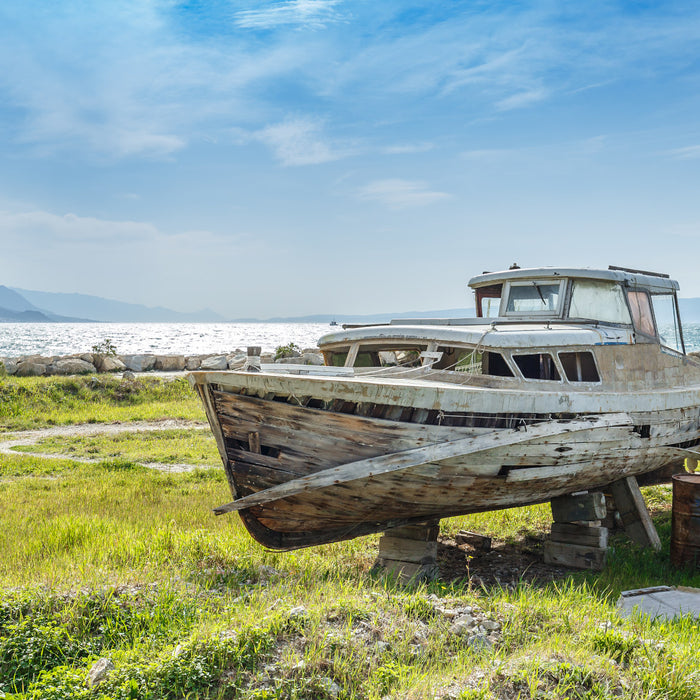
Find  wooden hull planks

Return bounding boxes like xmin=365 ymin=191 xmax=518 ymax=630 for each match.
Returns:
xmin=187 ymin=369 xmax=700 ymax=550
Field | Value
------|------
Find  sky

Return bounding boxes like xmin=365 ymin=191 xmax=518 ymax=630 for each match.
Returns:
xmin=1 ymin=1 xmax=700 ymax=318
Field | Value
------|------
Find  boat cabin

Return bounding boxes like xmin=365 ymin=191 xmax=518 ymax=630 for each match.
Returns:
xmin=469 ymin=266 xmax=683 ymax=352
xmin=317 ymin=266 xmax=688 ymax=388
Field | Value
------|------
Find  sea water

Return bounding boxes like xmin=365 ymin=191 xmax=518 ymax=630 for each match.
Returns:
xmin=0 ymin=322 xmax=333 ymax=357
xmin=1 ymin=321 xmax=699 ymax=358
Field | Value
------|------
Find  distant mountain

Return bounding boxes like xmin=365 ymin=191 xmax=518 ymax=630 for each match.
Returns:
xmin=236 ymin=308 xmax=478 ymax=323
xmin=679 ymin=298 xmax=700 ymax=323
xmin=12 ymin=287 xmax=227 ymax=323
xmin=0 ymin=285 xmax=90 ymax=322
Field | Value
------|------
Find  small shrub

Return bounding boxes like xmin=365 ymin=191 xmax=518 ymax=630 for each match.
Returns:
xmin=91 ymin=338 xmax=118 ymax=357
xmin=274 ymin=343 xmax=301 ymax=360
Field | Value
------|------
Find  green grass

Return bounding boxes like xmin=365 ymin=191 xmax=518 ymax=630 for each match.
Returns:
xmin=0 ymin=375 xmax=205 ymax=431
xmin=1 ymin=376 xmax=699 ymax=699
xmin=10 ymin=428 xmax=220 ymax=466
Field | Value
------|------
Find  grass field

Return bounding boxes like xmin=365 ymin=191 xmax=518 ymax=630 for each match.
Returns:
xmin=1 ymin=375 xmax=699 ymax=699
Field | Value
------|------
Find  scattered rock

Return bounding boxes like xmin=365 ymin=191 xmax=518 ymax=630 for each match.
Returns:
xmin=15 ymin=360 xmax=47 ymax=377
xmin=318 ymin=677 xmax=341 ymax=698
xmin=122 ymin=370 xmax=136 ymax=380
xmin=95 ymin=355 xmax=127 ymax=372
xmin=120 ymin=354 xmax=156 ymax=372
xmin=448 ymin=615 xmax=476 ymax=636
xmin=302 ymin=352 xmax=324 ymax=365
xmin=48 ymin=358 xmax=97 ymax=375
xmin=154 ymin=355 xmax=186 ymax=371
xmin=200 ymin=355 xmax=228 ymax=371
xmin=87 ymin=658 xmax=115 ymax=688
xmin=185 ymin=355 xmax=205 ymax=370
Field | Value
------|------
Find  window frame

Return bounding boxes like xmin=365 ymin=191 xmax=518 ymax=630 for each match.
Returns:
xmin=510 ymin=351 xmax=563 ymax=382
xmin=557 ymin=351 xmax=602 ymax=384
xmin=501 ymin=279 xmax=567 ymax=317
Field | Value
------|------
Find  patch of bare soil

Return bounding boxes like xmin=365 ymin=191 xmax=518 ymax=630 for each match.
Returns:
xmin=437 ymin=534 xmax=569 ymax=588
xmin=0 ymin=419 xmax=210 ymax=472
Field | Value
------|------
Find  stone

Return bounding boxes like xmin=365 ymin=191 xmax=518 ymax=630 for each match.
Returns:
xmin=318 ymin=677 xmax=341 ymax=698
xmin=154 ymin=355 xmax=186 ymax=371
xmin=302 ymin=352 xmax=324 ymax=366
xmin=47 ymin=358 xmax=96 ymax=375
xmin=448 ymin=615 xmax=476 ymax=635
xmin=96 ymin=355 xmax=127 ymax=372
xmin=185 ymin=355 xmax=205 ymax=370
xmin=15 ymin=361 xmax=47 ymax=377
xmin=227 ymin=354 xmax=247 ymax=369
xmin=200 ymin=355 xmax=228 ymax=371
xmin=122 ymin=370 xmax=136 ymax=380
xmin=119 ymin=354 xmax=156 ymax=372
xmin=467 ymin=633 xmax=493 ymax=651
xmin=87 ymin=658 xmax=115 ymax=687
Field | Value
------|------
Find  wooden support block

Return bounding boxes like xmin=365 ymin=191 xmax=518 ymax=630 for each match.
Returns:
xmin=378 ymin=536 xmax=438 ymax=564
xmin=374 ymin=519 xmax=440 ymax=584
xmin=455 ymin=530 xmax=492 ymax=551
xmin=543 ymin=540 xmax=607 ymax=570
xmin=378 ymin=559 xmax=439 ymax=584
xmin=609 ymin=476 xmax=661 ymax=551
xmin=386 ymin=521 xmax=440 ymax=542
xmin=550 ymin=523 xmax=608 ymax=548
xmin=551 ymin=492 xmax=606 ymax=523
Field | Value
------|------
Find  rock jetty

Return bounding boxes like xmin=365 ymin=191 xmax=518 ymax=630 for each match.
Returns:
xmin=0 ymin=347 xmax=324 ymax=377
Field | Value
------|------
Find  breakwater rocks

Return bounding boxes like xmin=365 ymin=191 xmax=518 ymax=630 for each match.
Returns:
xmin=0 ymin=348 xmax=324 ymax=377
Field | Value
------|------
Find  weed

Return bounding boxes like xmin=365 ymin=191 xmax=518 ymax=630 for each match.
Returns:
xmin=274 ymin=343 xmax=301 ymax=360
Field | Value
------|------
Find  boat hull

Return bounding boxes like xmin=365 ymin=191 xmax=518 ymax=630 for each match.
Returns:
xmin=189 ymin=370 xmax=700 ymax=550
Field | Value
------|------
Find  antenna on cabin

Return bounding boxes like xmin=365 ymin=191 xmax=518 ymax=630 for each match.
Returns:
xmin=608 ymin=265 xmax=670 ymax=279
xmin=509 ymin=263 xmax=520 ymax=270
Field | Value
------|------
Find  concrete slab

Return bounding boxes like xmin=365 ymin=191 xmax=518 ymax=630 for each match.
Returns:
xmin=617 ymin=586 xmax=700 ymax=620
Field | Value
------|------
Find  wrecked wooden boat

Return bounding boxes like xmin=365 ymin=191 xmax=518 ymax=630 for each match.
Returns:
xmin=189 ymin=266 xmax=700 ymax=550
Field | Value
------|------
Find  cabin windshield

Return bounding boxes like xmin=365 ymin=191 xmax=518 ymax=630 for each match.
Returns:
xmin=568 ymin=280 xmax=631 ymax=324
xmin=504 ymin=281 xmax=562 ymax=315
xmin=651 ymin=293 xmax=684 ymax=353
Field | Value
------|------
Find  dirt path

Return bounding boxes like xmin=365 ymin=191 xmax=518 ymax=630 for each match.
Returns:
xmin=0 ymin=419 xmax=212 ymax=472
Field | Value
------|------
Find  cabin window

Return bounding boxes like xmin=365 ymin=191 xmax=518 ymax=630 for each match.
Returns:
xmin=627 ymin=291 xmax=656 ymax=337
xmin=475 ymin=284 xmax=502 ymax=318
xmin=651 ymin=294 xmax=684 ymax=353
xmin=513 ymin=353 xmax=561 ymax=380
xmin=569 ymin=281 xmax=631 ymax=324
xmin=483 ymin=351 xmax=514 ymax=376
xmin=505 ymin=281 xmax=563 ymax=315
xmin=329 ymin=348 xmax=424 ymax=368
xmin=559 ymin=352 xmax=600 ymax=382
xmin=434 ymin=347 xmax=513 ymax=376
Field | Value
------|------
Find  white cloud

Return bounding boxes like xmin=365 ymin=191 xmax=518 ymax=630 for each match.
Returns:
xmin=669 ymin=145 xmax=700 ymax=160
xmin=234 ymin=0 xmax=344 ymax=30
xmin=496 ymin=87 xmax=549 ymax=112
xmin=253 ymin=117 xmax=347 ymax=166
xmin=382 ymin=142 xmax=434 ymax=155
xmin=357 ymin=179 xmax=449 ymax=209
xmin=0 ymin=209 xmax=159 ymax=244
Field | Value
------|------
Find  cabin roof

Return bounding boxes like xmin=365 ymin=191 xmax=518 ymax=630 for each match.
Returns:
xmin=318 ymin=323 xmax=633 ymax=349
xmin=468 ymin=267 xmax=679 ymax=294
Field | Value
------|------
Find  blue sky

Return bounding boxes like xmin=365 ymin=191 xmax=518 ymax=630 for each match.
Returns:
xmin=1 ymin=1 xmax=700 ymax=317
